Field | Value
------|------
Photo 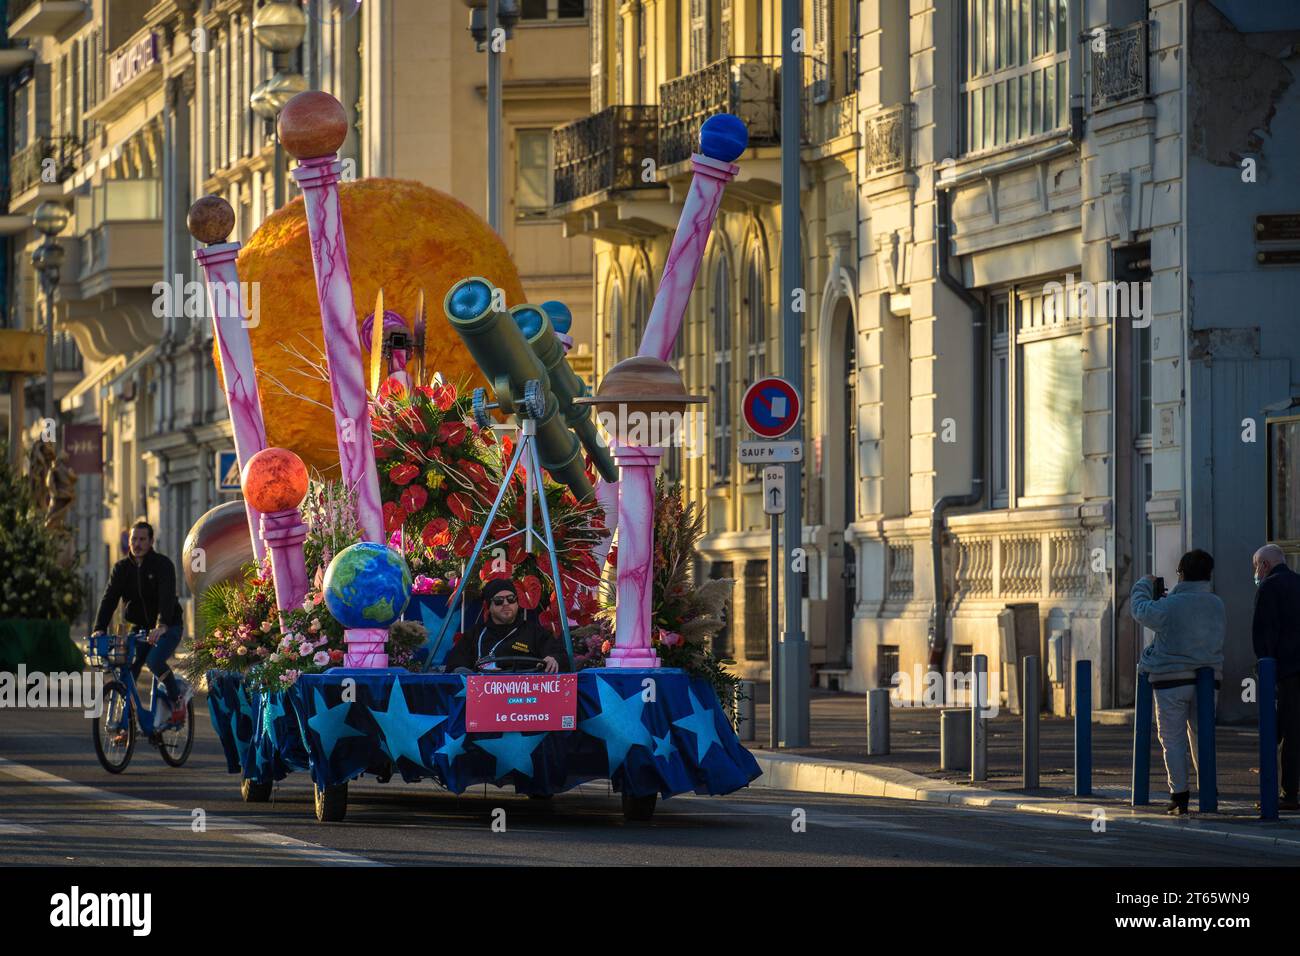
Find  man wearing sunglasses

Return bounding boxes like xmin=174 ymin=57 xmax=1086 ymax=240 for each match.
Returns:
xmin=444 ymin=577 xmax=569 ymax=674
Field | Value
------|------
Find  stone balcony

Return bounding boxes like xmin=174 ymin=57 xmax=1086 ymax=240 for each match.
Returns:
xmin=7 ymin=0 xmax=87 ymax=39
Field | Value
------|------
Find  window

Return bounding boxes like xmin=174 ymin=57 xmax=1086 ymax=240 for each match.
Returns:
xmin=606 ymin=277 xmax=624 ymax=371
xmin=689 ymin=0 xmax=711 ymax=71
xmin=521 ymin=0 xmax=549 ymax=17
xmin=878 ymin=645 xmax=900 ymax=690
xmin=962 ymin=0 xmax=1071 ymax=154
xmin=515 ymin=129 xmax=550 ymax=218
xmin=628 ymin=269 xmax=651 ymax=357
xmin=614 ymin=9 xmax=624 ymax=103
xmin=988 ymin=280 xmax=1084 ymax=506
xmin=743 ymin=560 xmax=768 ymax=659
xmin=635 ymin=2 xmax=647 ymax=103
xmin=523 ymin=0 xmax=587 ymax=19
xmin=711 ymin=255 xmax=733 ymax=483
xmin=743 ymin=241 xmax=767 ymax=389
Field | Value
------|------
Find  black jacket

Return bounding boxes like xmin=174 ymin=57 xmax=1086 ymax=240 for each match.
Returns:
xmin=94 ymin=550 xmax=183 ymax=632
xmin=444 ymin=612 xmax=569 ymax=673
xmin=1252 ymin=563 xmax=1300 ymax=680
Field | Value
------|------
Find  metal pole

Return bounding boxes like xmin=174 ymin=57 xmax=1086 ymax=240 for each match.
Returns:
xmin=1074 ymin=659 xmax=1092 ymax=797
xmin=737 ymin=679 xmax=755 ymax=742
xmin=769 ymin=513 xmax=780 ymax=749
xmin=1132 ymin=670 xmax=1153 ymax=805
xmin=486 ymin=0 xmax=502 ymax=233
xmin=1195 ymin=666 xmax=1217 ymax=813
xmin=1023 ymin=655 xmax=1039 ymax=789
xmin=866 ymin=687 xmax=890 ymax=755
xmin=778 ymin=0 xmax=808 ymax=748
xmin=971 ymin=654 xmax=987 ymax=782
xmin=1259 ymin=657 xmax=1278 ymax=821
xmin=42 ymin=269 xmax=54 ymax=428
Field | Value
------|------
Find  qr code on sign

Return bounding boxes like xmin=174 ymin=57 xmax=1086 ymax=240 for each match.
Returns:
xmin=562 ymin=716 xmax=575 ymax=729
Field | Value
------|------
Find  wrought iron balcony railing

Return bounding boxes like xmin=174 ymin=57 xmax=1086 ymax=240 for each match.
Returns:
xmin=11 ymin=135 xmax=80 ymax=196
xmin=863 ymin=103 xmax=912 ymax=178
xmin=552 ymin=105 xmax=660 ymax=206
xmin=1089 ymin=21 xmax=1148 ymax=111
xmin=657 ymin=56 xmax=779 ymax=168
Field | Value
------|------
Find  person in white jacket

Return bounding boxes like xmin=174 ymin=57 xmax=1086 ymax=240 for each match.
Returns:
xmin=1130 ymin=549 xmax=1225 ymax=815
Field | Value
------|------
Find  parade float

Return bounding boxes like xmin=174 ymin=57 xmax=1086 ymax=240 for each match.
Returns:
xmin=185 ymin=90 xmax=758 ymax=822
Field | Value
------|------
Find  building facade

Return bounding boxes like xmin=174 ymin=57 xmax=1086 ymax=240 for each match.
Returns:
xmin=565 ymin=0 xmax=1300 ymax=717
xmin=2 ymin=0 xmax=593 ymax=634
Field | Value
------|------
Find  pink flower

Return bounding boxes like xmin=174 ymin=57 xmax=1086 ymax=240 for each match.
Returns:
xmin=313 ymin=651 xmax=330 ymax=666
xmin=298 ymin=641 xmax=313 ymax=657
xmin=660 ymin=630 xmax=683 ymax=647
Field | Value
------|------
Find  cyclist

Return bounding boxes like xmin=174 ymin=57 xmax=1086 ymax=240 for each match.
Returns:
xmin=91 ymin=520 xmax=192 ymax=727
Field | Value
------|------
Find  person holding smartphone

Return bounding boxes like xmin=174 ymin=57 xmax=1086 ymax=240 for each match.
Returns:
xmin=1130 ymin=549 xmax=1225 ymax=815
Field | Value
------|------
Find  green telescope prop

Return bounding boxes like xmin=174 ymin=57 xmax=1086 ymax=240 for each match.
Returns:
xmin=444 ymin=277 xmax=596 ymax=501
xmin=511 ymin=303 xmax=618 ymax=485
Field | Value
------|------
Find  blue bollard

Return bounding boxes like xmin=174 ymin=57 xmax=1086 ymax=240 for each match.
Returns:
xmin=1132 ymin=671 xmax=1153 ymax=806
xmin=1075 ymin=659 xmax=1092 ymax=797
xmin=1260 ymin=658 xmax=1279 ymax=821
xmin=1195 ymin=666 xmax=1217 ymax=813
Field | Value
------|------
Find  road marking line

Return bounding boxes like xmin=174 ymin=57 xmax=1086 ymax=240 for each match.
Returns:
xmin=0 ymin=818 xmax=40 ymax=834
xmin=0 ymin=756 xmax=384 ymax=866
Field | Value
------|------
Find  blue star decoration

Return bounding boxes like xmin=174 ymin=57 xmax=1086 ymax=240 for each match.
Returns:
xmin=436 ymin=732 xmax=468 ymax=768
xmin=367 ymin=676 xmax=446 ymax=767
xmin=263 ymin=693 xmax=286 ymax=750
xmin=652 ymin=733 xmax=677 ymax=761
xmin=672 ymin=688 xmax=721 ymax=763
xmin=578 ymin=677 xmax=654 ymax=775
xmin=307 ymin=689 xmax=364 ymax=760
xmin=474 ymin=732 xmax=546 ymax=779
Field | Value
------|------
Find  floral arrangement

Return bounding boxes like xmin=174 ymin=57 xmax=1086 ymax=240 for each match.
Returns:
xmin=370 ymin=376 xmax=606 ymax=612
xmin=0 ymin=444 xmax=84 ymax=622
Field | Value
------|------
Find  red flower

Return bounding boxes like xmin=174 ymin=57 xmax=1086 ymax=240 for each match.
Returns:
xmin=506 ymin=538 xmax=526 ymax=567
xmin=516 ymin=575 xmax=543 ymax=610
xmin=453 ymin=525 xmax=481 ymax=558
xmin=420 ymin=517 xmax=450 ymax=548
xmin=433 ymin=383 xmax=457 ymax=411
xmin=378 ymin=377 xmax=407 ymax=403
xmin=446 ymin=492 xmax=473 ymax=522
xmin=389 ymin=463 xmax=419 ymax=486
xmin=400 ymin=485 xmax=428 ymax=514
xmin=501 ymin=436 xmax=513 ymax=461
xmin=383 ymin=501 xmax=407 ymax=533
xmin=400 ymin=406 xmax=428 ymax=434
xmin=438 ymin=421 xmax=467 ymax=446
xmin=479 ymin=562 xmax=513 ymax=583
xmin=462 ymin=460 xmax=490 ymax=488
xmin=374 ymin=440 xmax=397 ymax=460
xmin=329 ymin=649 xmax=344 ymax=663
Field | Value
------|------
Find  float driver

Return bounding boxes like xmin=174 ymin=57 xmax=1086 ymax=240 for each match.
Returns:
xmin=445 ymin=577 xmax=570 ymax=674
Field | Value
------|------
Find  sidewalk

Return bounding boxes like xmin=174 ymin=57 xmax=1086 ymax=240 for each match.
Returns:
xmin=744 ymin=686 xmax=1300 ymax=848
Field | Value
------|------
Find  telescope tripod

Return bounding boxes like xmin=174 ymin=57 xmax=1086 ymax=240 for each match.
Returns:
xmin=421 ymin=381 xmax=576 ymax=671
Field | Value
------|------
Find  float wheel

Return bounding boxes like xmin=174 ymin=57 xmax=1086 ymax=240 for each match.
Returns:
xmin=241 ymin=778 xmax=272 ymax=802
xmin=621 ymin=792 xmax=657 ymax=822
xmin=315 ymin=782 xmax=348 ymax=822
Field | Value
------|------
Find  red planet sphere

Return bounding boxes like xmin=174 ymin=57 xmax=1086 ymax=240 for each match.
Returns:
xmin=241 ymin=447 xmax=310 ymax=513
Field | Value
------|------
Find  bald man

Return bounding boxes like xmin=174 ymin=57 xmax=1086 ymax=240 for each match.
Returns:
xmin=1252 ymin=543 xmax=1300 ymax=809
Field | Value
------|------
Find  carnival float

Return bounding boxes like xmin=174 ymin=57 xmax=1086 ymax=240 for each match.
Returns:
xmin=183 ymin=90 xmax=759 ymax=822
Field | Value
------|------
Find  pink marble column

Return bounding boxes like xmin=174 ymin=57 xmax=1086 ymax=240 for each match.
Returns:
xmin=188 ymin=197 xmax=269 ymax=566
xmin=260 ymin=509 xmax=309 ymax=613
xmin=604 ymin=444 xmax=663 ymax=669
xmin=345 ymin=628 xmax=388 ymax=669
xmin=279 ymin=92 xmax=384 ymax=543
xmin=635 ymin=150 xmax=740 ymax=361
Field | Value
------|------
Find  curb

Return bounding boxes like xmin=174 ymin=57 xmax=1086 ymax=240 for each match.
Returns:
xmin=745 ymin=749 xmax=1300 ymax=852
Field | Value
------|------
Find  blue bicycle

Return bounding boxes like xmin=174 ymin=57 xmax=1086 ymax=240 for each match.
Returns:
xmin=86 ymin=630 xmax=194 ymax=773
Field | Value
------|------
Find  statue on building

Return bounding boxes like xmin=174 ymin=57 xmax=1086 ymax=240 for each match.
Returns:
xmin=25 ymin=440 xmax=55 ymax=511
xmin=44 ymin=449 xmax=77 ymax=533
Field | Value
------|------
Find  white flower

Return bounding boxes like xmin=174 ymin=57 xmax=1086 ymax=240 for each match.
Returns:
xmin=236 ymin=646 xmax=248 ymax=656
xmin=269 ymin=652 xmax=282 ymax=663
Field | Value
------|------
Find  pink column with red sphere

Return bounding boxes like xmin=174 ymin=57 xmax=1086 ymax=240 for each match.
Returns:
xmin=240 ymin=449 xmax=310 ymax=620
xmin=280 ymin=91 xmax=385 ymax=545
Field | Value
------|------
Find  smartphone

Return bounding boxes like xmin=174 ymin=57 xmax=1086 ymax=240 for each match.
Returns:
xmin=1153 ymin=576 xmax=1166 ymax=599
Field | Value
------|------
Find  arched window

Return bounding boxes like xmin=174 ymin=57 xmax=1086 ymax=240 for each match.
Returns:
xmin=629 ymin=268 xmax=651 ymax=357
xmin=710 ymin=254 xmax=733 ymax=483
xmin=743 ymin=237 xmax=767 ymax=389
xmin=606 ymin=275 xmax=624 ymax=370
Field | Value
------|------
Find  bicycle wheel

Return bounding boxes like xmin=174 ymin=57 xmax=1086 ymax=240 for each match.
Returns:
xmin=92 ymin=680 xmax=134 ymax=774
xmin=158 ymin=700 xmax=194 ymax=767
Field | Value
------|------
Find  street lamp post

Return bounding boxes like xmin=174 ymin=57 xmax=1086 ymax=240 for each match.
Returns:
xmin=462 ymin=0 xmax=519 ymax=233
xmin=32 ymin=201 xmax=69 ymax=444
xmin=252 ymin=0 xmax=308 ymax=210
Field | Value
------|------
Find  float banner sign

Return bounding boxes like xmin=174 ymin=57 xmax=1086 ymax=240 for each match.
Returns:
xmin=466 ymin=674 xmax=578 ymax=732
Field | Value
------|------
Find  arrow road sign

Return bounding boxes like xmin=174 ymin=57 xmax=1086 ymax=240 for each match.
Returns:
xmin=762 ymin=466 xmax=786 ymax=515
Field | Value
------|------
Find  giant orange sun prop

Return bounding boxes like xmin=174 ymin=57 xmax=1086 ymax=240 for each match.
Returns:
xmin=229 ymin=177 xmax=525 ymax=473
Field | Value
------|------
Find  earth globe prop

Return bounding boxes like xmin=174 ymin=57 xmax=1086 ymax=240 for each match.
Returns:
xmin=241 ymin=447 xmax=312 ymax=614
xmin=323 ymin=541 xmax=413 ymax=668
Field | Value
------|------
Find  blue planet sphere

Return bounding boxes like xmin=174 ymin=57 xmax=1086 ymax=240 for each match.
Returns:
xmin=540 ymin=300 xmax=573 ymax=334
xmin=513 ymin=306 xmax=545 ymax=339
xmin=322 ymin=542 xmax=412 ymax=630
xmin=699 ymin=113 xmax=748 ymax=163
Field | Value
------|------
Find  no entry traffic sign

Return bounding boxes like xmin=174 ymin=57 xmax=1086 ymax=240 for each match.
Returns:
xmin=742 ymin=377 xmax=801 ymax=439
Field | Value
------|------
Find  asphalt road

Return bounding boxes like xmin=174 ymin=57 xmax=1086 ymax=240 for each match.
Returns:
xmin=1 ymin=701 xmax=1295 ymax=867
